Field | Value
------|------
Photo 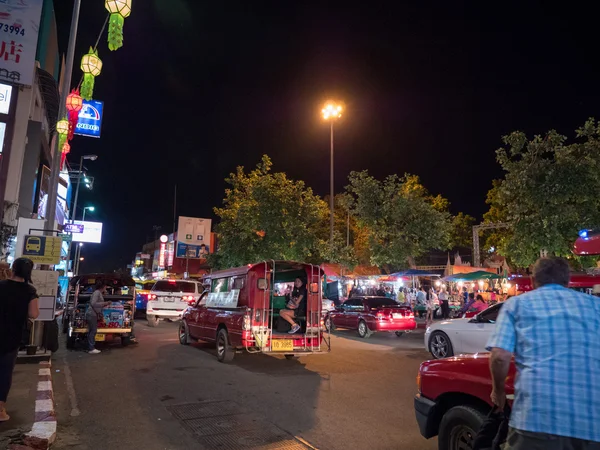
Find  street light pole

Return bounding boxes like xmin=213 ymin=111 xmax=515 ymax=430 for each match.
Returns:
xmin=330 ymin=120 xmax=334 ymax=246
xmin=322 ymin=101 xmax=343 ymax=249
xmin=44 ymin=0 xmax=82 ymax=234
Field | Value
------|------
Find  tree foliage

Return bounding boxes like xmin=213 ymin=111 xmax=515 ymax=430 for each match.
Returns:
xmin=345 ymin=171 xmax=452 ymax=271
xmin=450 ymin=212 xmax=476 ymax=249
xmin=486 ymin=119 xmax=600 ymax=267
xmin=211 ymin=155 xmax=329 ymax=269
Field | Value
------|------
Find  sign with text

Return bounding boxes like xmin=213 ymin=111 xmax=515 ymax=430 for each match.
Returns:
xmin=75 ymin=99 xmax=104 ymax=138
xmin=0 ymin=0 xmax=44 ymax=86
xmin=175 ymin=242 xmax=209 ymax=259
xmin=64 ymin=223 xmax=84 ymax=233
xmin=22 ymin=235 xmax=62 ymax=264
xmin=0 ymin=83 xmax=12 ymax=114
xmin=71 ymin=220 xmax=103 ymax=243
xmin=206 ymin=289 xmax=240 ymax=308
xmin=177 ymin=216 xmax=211 ymax=249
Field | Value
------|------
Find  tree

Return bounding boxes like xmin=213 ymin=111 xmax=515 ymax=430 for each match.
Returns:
xmin=450 ymin=212 xmax=476 ymax=249
xmin=345 ymin=171 xmax=452 ymax=271
xmin=486 ymin=119 xmax=600 ymax=267
xmin=211 ymin=155 xmax=329 ymax=269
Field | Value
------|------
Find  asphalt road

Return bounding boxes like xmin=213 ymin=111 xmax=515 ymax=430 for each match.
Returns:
xmin=51 ymin=320 xmax=438 ymax=450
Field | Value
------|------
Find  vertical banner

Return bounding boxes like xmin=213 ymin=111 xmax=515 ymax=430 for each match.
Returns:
xmin=0 ymin=0 xmax=44 ymax=86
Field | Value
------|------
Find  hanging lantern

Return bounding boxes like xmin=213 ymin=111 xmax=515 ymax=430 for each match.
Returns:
xmin=60 ymin=142 xmax=71 ymax=170
xmin=105 ymin=0 xmax=132 ymax=51
xmin=66 ymin=89 xmax=83 ymax=140
xmin=80 ymin=48 xmax=102 ymax=100
xmin=56 ymin=118 xmax=69 ymax=154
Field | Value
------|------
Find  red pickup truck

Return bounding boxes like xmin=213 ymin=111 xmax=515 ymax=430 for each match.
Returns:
xmin=414 ymin=354 xmax=515 ymax=450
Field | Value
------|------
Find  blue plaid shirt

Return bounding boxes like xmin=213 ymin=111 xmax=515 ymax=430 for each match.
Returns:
xmin=487 ymin=284 xmax=600 ymax=442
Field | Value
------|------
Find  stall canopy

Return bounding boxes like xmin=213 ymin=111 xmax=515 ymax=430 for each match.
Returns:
xmin=443 ymin=270 xmax=502 ymax=281
xmin=320 ymin=263 xmax=381 ymax=279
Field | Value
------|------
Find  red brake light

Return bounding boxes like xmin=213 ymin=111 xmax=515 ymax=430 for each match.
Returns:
xmin=149 ymin=294 xmax=156 ymax=300
xmin=377 ymin=312 xmax=385 ymax=320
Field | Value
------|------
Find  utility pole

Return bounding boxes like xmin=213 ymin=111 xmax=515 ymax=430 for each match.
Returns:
xmin=472 ymin=222 xmax=510 ymax=267
xmin=44 ymin=0 xmax=82 ymax=233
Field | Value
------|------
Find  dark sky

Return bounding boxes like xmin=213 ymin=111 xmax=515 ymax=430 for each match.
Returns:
xmin=54 ymin=1 xmax=600 ymax=272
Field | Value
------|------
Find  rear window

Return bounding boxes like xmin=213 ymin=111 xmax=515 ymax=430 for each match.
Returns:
xmin=153 ymin=280 xmax=196 ymax=293
xmin=366 ymin=298 xmax=399 ymax=309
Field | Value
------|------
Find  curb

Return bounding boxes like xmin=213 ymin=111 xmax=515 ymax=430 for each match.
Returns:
xmin=22 ymin=361 xmax=56 ymax=450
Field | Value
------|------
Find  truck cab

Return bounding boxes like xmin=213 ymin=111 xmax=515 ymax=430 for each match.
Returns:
xmin=414 ymin=354 xmax=515 ymax=450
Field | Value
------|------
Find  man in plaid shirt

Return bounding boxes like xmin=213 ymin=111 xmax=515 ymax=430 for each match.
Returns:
xmin=487 ymin=257 xmax=600 ymax=449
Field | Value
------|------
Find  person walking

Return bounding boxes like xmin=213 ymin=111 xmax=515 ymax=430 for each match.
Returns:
xmin=425 ymin=289 xmax=435 ymax=326
xmin=0 ymin=258 xmax=39 ymax=422
xmin=438 ymin=287 xmax=450 ymax=319
xmin=487 ymin=257 xmax=600 ymax=449
xmin=86 ymin=280 xmax=110 ymax=354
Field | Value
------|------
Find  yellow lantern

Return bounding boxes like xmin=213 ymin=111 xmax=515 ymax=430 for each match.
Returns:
xmin=56 ymin=119 xmax=69 ymax=135
xmin=80 ymin=48 xmax=102 ymax=100
xmin=105 ymin=0 xmax=132 ymax=51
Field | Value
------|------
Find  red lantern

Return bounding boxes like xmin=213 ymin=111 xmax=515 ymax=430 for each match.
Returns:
xmin=66 ymin=89 xmax=83 ymax=140
xmin=60 ymin=142 xmax=71 ymax=170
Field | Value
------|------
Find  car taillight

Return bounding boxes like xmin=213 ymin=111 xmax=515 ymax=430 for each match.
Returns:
xmin=407 ymin=311 xmax=414 ymax=318
xmin=243 ymin=314 xmax=251 ymax=330
xmin=149 ymin=294 xmax=157 ymax=300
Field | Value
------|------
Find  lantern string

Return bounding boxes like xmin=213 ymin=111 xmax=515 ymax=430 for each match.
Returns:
xmin=75 ymin=14 xmax=110 ymax=90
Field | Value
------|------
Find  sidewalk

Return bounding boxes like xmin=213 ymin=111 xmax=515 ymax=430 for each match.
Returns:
xmin=0 ymin=361 xmax=56 ymax=450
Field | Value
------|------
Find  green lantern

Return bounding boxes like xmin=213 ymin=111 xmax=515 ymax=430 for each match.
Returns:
xmin=56 ymin=118 xmax=69 ymax=150
xmin=105 ymin=0 xmax=132 ymax=51
xmin=80 ymin=48 xmax=102 ymax=101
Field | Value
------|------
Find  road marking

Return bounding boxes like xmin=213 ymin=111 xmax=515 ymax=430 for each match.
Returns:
xmin=295 ymin=435 xmax=319 ymax=449
xmin=62 ymin=354 xmax=81 ymax=417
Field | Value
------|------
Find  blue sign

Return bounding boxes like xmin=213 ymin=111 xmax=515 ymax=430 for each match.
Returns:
xmin=75 ymin=100 xmax=104 ymax=138
xmin=176 ymin=242 xmax=209 ymax=259
xmin=64 ymin=223 xmax=84 ymax=233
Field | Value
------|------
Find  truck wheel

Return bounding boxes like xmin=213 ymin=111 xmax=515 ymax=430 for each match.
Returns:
xmin=179 ymin=321 xmax=190 ymax=345
xmin=438 ymin=405 xmax=485 ymax=450
xmin=325 ymin=315 xmax=335 ymax=332
xmin=429 ymin=330 xmax=453 ymax=359
xmin=216 ymin=328 xmax=235 ymax=363
xmin=357 ymin=320 xmax=371 ymax=338
xmin=121 ymin=335 xmax=131 ymax=347
xmin=395 ymin=331 xmax=404 ymax=337
xmin=147 ymin=315 xmax=159 ymax=327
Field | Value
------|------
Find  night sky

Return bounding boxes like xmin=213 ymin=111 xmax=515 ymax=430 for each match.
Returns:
xmin=54 ymin=1 xmax=600 ymax=272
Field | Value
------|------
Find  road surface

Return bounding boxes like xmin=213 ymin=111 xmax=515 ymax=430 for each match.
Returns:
xmin=52 ymin=321 xmax=438 ymax=450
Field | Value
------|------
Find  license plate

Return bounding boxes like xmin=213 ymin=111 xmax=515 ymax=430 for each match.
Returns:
xmin=392 ymin=313 xmax=404 ymax=319
xmin=163 ymin=297 xmax=175 ymax=302
xmin=272 ymin=339 xmax=294 ymax=352
xmin=95 ymin=333 xmax=105 ymax=341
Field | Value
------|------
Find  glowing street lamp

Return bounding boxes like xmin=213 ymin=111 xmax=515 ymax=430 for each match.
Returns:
xmin=321 ymin=101 xmax=343 ymax=247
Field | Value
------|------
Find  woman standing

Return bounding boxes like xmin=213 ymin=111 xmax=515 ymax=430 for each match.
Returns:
xmin=0 ymin=258 xmax=39 ymax=422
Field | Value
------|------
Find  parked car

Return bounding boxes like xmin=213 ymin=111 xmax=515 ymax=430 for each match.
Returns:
xmin=146 ymin=279 xmax=203 ymax=327
xmin=424 ymin=303 xmax=503 ymax=359
xmin=326 ymin=296 xmax=416 ymax=338
xmin=414 ymin=353 xmax=515 ymax=450
xmin=134 ymin=279 xmax=156 ymax=313
xmin=322 ymin=298 xmax=335 ymax=314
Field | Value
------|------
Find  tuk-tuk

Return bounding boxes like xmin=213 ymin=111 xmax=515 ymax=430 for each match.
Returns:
xmin=65 ymin=273 xmax=136 ymax=349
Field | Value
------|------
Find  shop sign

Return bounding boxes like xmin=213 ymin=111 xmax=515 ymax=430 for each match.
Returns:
xmin=0 ymin=83 xmax=11 ymax=114
xmin=75 ymin=99 xmax=104 ymax=138
xmin=0 ymin=0 xmax=44 ymax=86
xmin=22 ymin=235 xmax=61 ymax=264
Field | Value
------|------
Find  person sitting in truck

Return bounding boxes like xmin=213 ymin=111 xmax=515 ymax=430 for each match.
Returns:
xmin=279 ymin=278 xmax=307 ymax=334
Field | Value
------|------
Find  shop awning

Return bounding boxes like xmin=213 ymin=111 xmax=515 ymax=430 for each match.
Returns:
xmin=443 ymin=270 xmax=502 ymax=281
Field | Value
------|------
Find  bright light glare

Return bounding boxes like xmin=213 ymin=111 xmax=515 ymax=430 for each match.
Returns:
xmin=322 ymin=102 xmax=343 ymax=120
xmin=579 ymin=229 xmax=588 ymax=238
xmin=87 ymin=206 xmax=95 ymax=212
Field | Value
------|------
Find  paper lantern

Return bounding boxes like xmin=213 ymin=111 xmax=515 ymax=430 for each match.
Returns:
xmin=105 ymin=0 xmax=132 ymax=51
xmin=56 ymin=118 xmax=69 ymax=156
xmin=66 ymin=89 xmax=83 ymax=140
xmin=80 ymin=48 xmax=103 ymax=100
xmin=60 ymin=142 xmax=70 ymax=170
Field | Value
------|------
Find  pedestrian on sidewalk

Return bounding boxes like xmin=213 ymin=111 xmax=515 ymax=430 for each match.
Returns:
xmin=86 ymin=280 xmax=110 ymax=354
xmin=424 ymin=289 xmax=435 ymax=327
xmin=438 ymin=287 xmax=450 ymax=319
xmin=487 ymin=257 xmax=600 ymax=449
xmin=0 ymin=258 xmax=39 ymax=422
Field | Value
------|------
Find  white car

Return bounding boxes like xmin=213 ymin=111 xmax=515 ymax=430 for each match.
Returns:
xmin=424 ymin=303 xmax=504 ymax=359
xmin=146 ymin=279 xmax=203 ymax=327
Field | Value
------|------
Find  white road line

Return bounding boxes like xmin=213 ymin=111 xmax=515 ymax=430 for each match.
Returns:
xmin=295 ymin=435 xmax=319 ymax=449
xmin=62 ymin=354 xmax=81 ymax=417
